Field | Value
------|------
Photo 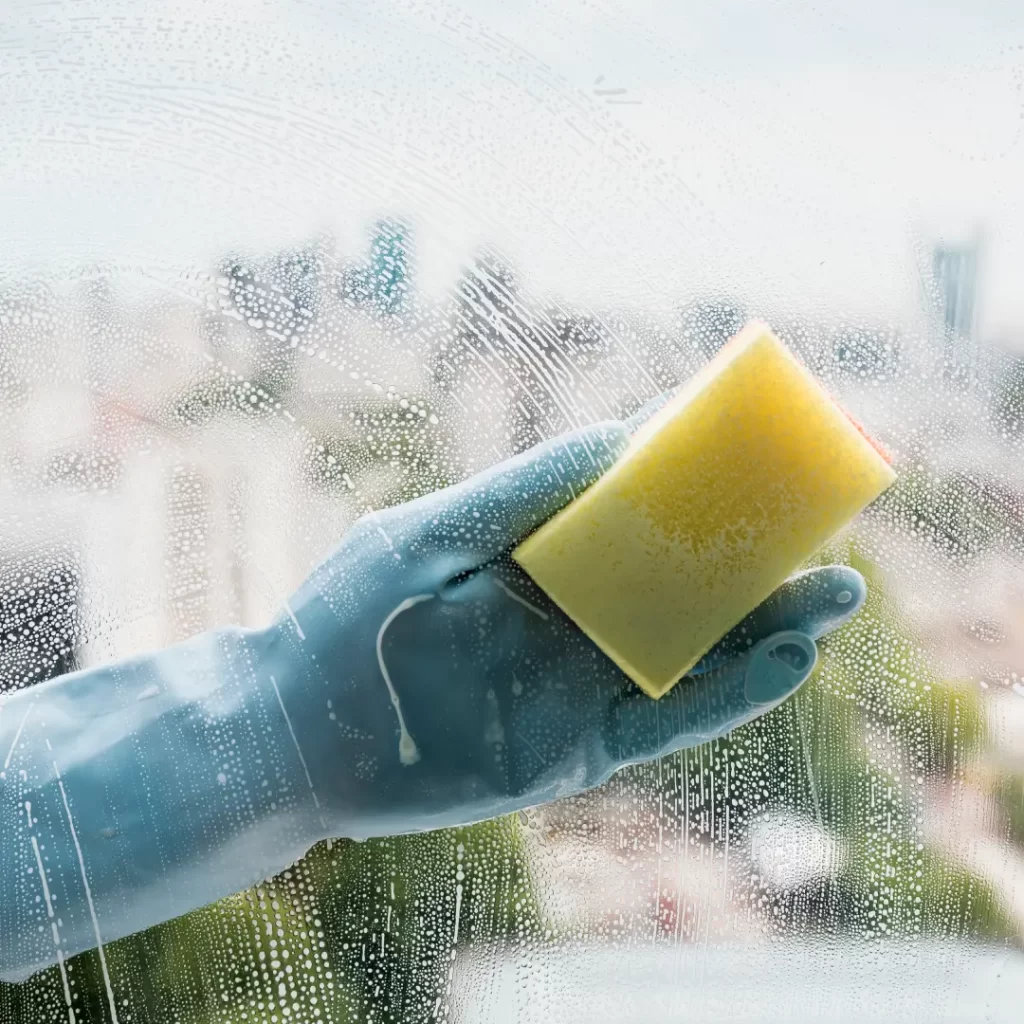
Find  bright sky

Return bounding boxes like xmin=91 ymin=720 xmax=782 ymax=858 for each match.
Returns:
xmin=3 ymin=0 xmax=1024 ymax=334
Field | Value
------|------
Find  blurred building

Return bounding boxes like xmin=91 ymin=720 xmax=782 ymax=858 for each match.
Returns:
xmin=341 ymin=218 xmax=413 ymax=319
xmin=931 ymin=241 xmax=979 ymax=383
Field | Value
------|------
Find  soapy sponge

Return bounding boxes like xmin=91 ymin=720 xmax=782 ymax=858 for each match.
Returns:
xmin=513 ymin=321 xmax=896 ymax=699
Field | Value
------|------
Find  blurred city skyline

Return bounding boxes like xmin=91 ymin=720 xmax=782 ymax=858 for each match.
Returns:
xmin=5 ymin=0 xmax=1024 ymax=331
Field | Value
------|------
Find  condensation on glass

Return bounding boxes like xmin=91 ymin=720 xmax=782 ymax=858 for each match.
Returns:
xmin=1 ymin=1 xmax=1023 ymax=1021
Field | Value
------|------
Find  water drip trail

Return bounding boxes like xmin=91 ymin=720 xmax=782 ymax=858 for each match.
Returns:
xmin=377 ymin=593 xmax=436 ymax=765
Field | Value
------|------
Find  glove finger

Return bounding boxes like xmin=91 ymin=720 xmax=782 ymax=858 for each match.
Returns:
xmin=605 ymin=631 xmax=817 ymax=767
xmin=407 ymin=420 xmax=629 ymax=563
xmin=688 ymin=566 xmax=866 ymax=676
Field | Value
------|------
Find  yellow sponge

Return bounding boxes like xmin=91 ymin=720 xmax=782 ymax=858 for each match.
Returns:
xmin=513 ymin=321 xmax=896 ymax=699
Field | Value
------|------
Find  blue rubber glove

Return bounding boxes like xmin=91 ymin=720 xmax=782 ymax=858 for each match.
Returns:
xmin=0 ymin=417 xmax=866 ymax=981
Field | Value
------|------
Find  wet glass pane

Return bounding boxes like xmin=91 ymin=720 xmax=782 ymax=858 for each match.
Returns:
xmin=1 ymin=2 xmax=1023 ymax=1021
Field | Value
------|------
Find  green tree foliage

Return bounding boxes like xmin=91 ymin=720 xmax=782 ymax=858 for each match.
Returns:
xmin=0 ymin=819 xmax=541 ymax=1023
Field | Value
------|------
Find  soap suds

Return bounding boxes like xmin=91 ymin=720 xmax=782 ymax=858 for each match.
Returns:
xmin=493 ymin=579 xmax=549 ymax=620
xmin=376 ymin=593 xmax=435 ymax=765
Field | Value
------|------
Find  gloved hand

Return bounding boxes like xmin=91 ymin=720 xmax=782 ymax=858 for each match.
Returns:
xmin=0 ymin=414 xmax=866 ymax=981
xmin=277 ymin=416 xmax=866 ymax=838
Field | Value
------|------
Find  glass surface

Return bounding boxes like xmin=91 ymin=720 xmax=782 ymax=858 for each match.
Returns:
xmin=2 ymin=1 xmax=1024 ymax=1020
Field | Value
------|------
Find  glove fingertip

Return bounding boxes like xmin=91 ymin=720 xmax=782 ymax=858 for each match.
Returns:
xmin=743 ymin=630 xmax=817 ymax=705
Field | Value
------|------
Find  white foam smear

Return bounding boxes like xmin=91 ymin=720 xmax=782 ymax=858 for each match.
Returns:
xmin=376 ymin=594 xmax=435 ymax=765
xmin=269 ymin=675 xmax=328 ymax=832
xmin=493 ymin=579 xmax=549 ymax=620
xmin=4 ymin=700 xmax=36 ymax=772
xmin=53 ymin=762 xmax=120 ymax=1024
